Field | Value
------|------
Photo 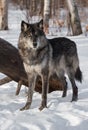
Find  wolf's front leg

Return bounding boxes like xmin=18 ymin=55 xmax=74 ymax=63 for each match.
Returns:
xmin=39 ymin=72 xmax=49 ymax=111
xmin=20 ymin=74 xmax=36 ymax=111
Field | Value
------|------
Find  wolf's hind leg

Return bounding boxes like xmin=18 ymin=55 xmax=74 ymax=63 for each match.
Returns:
xmin=68 ymin=72 xmax=78 ymax=101
xmin=56 ymin=70 xmax=68 ymax=97
xmin=61 ymin=76 xmax=68 ymax=97
xmin=20 ymin=74 xmax=36 ymax=111
xmin=70 ymin=78 xmax=78 ymax=102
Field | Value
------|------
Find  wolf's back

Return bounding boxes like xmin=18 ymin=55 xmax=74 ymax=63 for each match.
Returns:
xmin=48 ymin=37 xmax=77 ymax=59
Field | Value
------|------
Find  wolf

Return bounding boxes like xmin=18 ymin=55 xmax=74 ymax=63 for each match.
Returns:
xmin=18 ymin=19 xmax=82 ymax=111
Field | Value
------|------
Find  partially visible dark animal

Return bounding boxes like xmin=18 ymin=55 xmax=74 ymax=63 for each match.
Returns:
xmin=18 ymin=19 xmax=82 ymax=111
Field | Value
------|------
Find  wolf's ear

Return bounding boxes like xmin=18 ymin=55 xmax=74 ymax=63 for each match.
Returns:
xmin=21 ymin=21 xmax=29 ymax=32
xmin=37 ymin=19 xmax=43 ymax=30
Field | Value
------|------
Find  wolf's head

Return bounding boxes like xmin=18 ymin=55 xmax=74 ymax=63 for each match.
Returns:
xmin=18 ymin=19 xmax=48 ymax=50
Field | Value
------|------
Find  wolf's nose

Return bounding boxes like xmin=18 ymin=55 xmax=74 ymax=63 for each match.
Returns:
xmin=33 ymin=42 xmax=37 ymax=48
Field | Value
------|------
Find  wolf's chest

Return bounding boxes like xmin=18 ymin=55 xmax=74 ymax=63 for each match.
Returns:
xmin=23 ymin=57 xmax=47 ymax=74
xmin=23 ymin=63 xmax=41 ymax=73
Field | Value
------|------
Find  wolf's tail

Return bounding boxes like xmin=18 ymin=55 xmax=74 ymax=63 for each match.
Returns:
xmin=75 ymin=67 xmax=82 ymax=83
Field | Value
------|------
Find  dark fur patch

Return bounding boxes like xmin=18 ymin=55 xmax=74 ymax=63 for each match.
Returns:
xmin=49 ymin=37 xmax=77 ymax=59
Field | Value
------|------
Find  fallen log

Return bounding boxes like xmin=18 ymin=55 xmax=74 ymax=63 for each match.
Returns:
xmin=0 ymin=38 xmax=63 ymax=93
xmin=0 ymin=76 xmax=12 ymax=85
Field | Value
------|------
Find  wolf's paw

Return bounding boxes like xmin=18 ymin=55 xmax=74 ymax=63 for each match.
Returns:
xmin=71 ymin=96 xmax=78 ymax=102
xmin=62 ymin=93 xmax=66 ymax=97
xmin=39 ymin=105 xmax=47 ymax=111
xmin=20 ymin=103 xmax=31 ymax=111
xmin=20 ymin=105 xmax=30 ymax=111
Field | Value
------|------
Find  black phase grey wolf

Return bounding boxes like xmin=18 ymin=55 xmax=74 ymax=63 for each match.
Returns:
xmin=18 ymin=19 xmax=82 ymax=111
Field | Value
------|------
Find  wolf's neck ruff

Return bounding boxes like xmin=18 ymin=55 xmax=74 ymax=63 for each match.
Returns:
xmin=37 ymin=44 xmax=48 ymax=56
xmin=25 ymin=44 xmax=49 ymax=65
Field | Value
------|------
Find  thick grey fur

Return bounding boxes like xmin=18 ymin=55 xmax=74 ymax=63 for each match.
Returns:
xmin=18 ymin=20 xmax=82 ymax=111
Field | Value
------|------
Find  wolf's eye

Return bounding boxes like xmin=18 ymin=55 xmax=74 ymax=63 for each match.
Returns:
xmin=24 ymin=32 xmax=32 ymax=38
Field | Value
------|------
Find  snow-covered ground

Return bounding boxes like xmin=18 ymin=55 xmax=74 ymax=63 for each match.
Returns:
xmin=0 ymin=6 xmax=88 ymax=130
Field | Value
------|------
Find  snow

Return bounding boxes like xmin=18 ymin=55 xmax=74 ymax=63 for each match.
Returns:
xmin=0 ymin=6 xmax=88 ymax=130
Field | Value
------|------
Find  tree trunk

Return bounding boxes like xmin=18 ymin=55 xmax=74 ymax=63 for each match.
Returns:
xmin=44 ymin=0 xmax=51 ymax=33
xmin=0 ymin=38 xmax=63 ymax=93
xmin=39 ymin=0 xmax=44 ymax=17
xmin=0 ymin=38 xmax=27 ymax=85
xmin=51 ymin=0 xmax=55 ymax=17
xmin=67 ymin=0 xmax=82 ymax=35
xmin=67 ymin=11 xmax=72 ymax=36
xmin=0 ymin=0 xmax=8 ymax=30
xmin=32 ymin=0 xmax=36 ymax=15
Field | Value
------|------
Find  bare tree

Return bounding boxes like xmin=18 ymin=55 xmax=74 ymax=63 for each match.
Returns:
xmin=44 ymin=0 xmax=51 ymax=33
xmin=67 ymin=11 xmax=72 ymax=36
xmin=32 ymin=0 xmax=36 ymax=15
xmin=51 ymin=0 xmax=55 ymax=17
xmin=39 ymin=0 xmax=44 ymax=17
xmin=67 ymin=0 xmax=82 ymax=35
xmin=0 ymin=0 xmax=8 ymax=30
